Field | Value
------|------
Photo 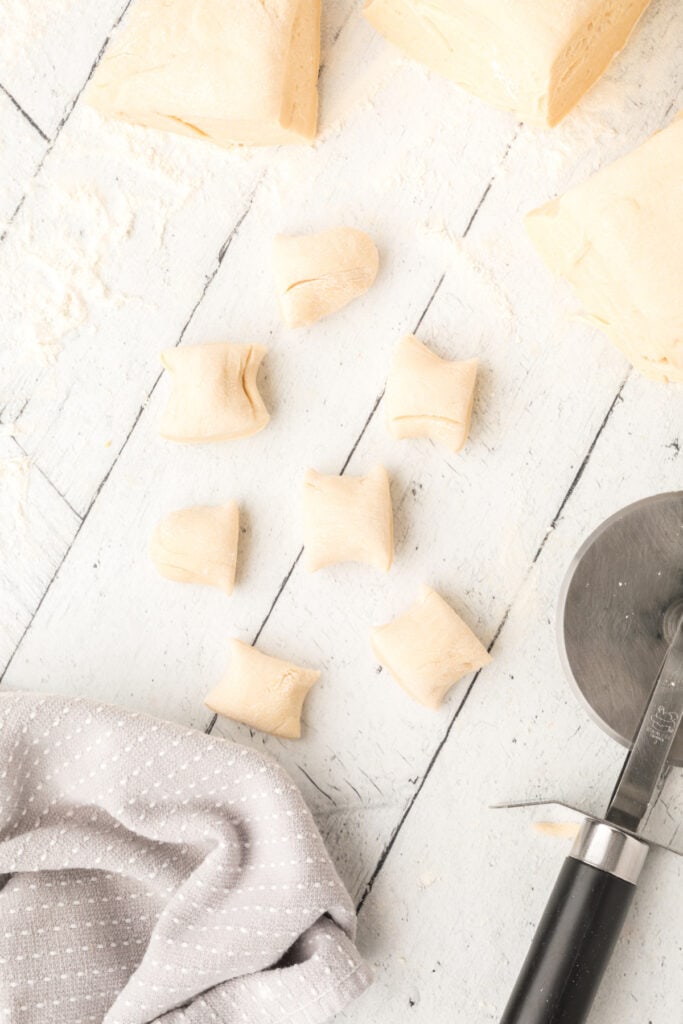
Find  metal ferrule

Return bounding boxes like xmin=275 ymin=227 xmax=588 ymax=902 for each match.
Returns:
xmin=570 ymin=819 xmax=649 ymax=885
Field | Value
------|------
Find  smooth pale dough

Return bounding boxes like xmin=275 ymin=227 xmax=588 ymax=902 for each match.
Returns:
xmin=149 ymin=502 xmax=240 ymax=595
xmin=204 ymin=639 xmax=320 ymax=738
xmin=363 ymin=0 xmax=650 ymax=126
xmin=385 ymin=334 xmax=477 ymax=453
xmin=159 ymin=342 xmax=269 ymax=443
xmin=371 ymin=584 xmax=492 ymax=709
xmin=274 ymin=228 xmax=379 ymax=328
xmin=527 ymin=112 xmax=683 ymax=383
xmin=303 ymin=465 xmax=394 ymax=572
xmin=85 ymin=0 xmax=320 ymax=147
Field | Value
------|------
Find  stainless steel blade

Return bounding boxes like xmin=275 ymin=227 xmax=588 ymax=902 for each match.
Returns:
xmin=606 ymin=617 xmax=683 ymax=833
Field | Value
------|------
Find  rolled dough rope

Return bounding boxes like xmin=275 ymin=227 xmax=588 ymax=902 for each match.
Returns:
xmin=371 ymin=584 xmax=492 ymax=708
xmin=303 ymin=465 xmax=394 ymax=572
xmin=85 ymin=0 xmax=321 ymax=146
xmin=526 ymin=111 xmax=683 ymax=383
xmin=363 ymin=0 xmax=651 ymax=126
xmin=273 ymin=228 xmax=379 ymax=328
xmin=149 ymin=502 xmax=240 ymax=595
xmin=384 ymin=334 xmax=478 ymax=453
xmin=204 ymin=639 xmax=320 ymax=738
xmin=159 ymin=342 xmax=269 ymax=443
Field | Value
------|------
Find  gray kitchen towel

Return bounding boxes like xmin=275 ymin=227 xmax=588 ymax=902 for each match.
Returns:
xmin=0 ymin=691 xmax=373 ymax=1023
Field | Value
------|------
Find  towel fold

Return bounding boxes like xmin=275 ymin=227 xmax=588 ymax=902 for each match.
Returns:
xmin=0 ymin=691 xmax=372 ymax=1023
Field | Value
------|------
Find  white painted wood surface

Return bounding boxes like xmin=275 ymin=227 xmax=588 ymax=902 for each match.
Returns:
xmin=0 ymin=2 xmax=681 ymax=1021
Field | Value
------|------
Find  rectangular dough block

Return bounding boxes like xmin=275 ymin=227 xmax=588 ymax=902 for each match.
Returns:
xmin=363 ymin=0 xmax=651 ymax=126
xmin=86 ymin=0 xmax=321 ymax=147
xmin=526 ymin=112 xmax=683 ymax=383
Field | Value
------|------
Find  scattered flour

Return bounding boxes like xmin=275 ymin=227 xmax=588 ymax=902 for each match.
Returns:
xmin=0 ymin=455 xmax=32 ymax=538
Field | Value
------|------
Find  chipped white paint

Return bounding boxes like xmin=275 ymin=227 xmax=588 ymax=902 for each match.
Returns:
xmin=0 ymin=1 xmax=681 ymax=1021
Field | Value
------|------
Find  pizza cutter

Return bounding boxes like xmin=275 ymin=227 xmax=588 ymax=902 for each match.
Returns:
xmin=499 ymin=491 xmax=683 ymax=1024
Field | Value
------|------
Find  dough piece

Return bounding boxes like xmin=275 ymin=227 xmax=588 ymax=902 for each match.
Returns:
xmin=363 ymin=0 xmax=650 ymax=126
xmin=274 ymin=228 xmax=379 ymax=328
xmin=371 ymin=584 xmax=491 ymax=708
xmin=159 ymin=342 xmax=269 ymax=443
xmin=85 ymin=0 xmax=320 ymax=146
xmin=303 ymin=465 xmax=394 ymax=572
xmin=385 ymin=334 xmax=477 ymax=453
xmin=149 ymin=502 xmax=239 ymax=595
xmin=204 ymin=639 xmax=320 ymax=738
xmin=526 ymin=113 xmax=683 ymax=383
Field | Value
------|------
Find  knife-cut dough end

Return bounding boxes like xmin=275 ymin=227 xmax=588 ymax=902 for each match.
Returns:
xmin=205 ymin=639 xmax=320 ymax=738
xmin=149 ymin=502 xmax=240 ymax=595
xmin=372 ymin=585 xmax=491 ymax=708
xmin=274 ymin=227 xmax=379 ymax=328
xmin=86 ymin=0 xmax=321 ymax=147
xmin=526 ymin=113 xmax=683 ymax=383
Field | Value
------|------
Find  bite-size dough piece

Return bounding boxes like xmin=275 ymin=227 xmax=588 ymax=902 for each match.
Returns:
xmin=159 ymin=342 xmax=269 ymax=443
xmin=149 ymin=502 xmax=239 ymax=595
xmin=85 ymin=0 xmax=321 ymax=146
xmin=384 ymin=334 xmax=477 ymax=453
xmin=363 ymin=0 xmax=651 ymax=126
xmin=526 ymin=112 xmax=683 ymax=383
xmin=303 ymin=465 xmax=394 ymax=572
xmin=371 ymin=585 xmax=491 ymax=709
xmin=204 ymin=639 xmax=320 ymax=738
xmin=274 ymin=228 xmax=379 ymax=328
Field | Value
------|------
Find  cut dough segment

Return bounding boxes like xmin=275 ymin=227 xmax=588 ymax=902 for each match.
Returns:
xmin=274 ymin=228 xmax=379 ymax=327
xmin=149 ymin=502 xmax=240 ymax=595
xmin=303 ymin=465 xmax=394 ymax=572
xmin=159 ymin=343 xmax=269 ymax=443
xmin=204 ymin=639 xmax=320 ymax=738
xmin=385 ymin=334 xmax=477 ymax=453
xmin=85 ymin=0 xmax=321 ymax=146
xmin=527 ymin=113 xmax=683 ymax=383
xmin=371 ymin=584 xmax=491 ymax=708
xmin=363 ymin=0 xmax=650 ymax=126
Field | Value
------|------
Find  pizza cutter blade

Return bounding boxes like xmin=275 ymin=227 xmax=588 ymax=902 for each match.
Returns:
xmin=500 ymin=492 xmax=683 ymax=1024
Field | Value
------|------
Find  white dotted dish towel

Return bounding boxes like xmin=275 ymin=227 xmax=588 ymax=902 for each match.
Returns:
xmin=0 ymin=692 xmax=373 ymax=1023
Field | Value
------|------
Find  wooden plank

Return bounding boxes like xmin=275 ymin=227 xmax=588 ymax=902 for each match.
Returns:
xmin=342 ymin=371 xmax=683 ymax=1023
xmin=0 ymin=436 xmax=80 ymax=673
xmin=0 ymin=88 xmax=46 ymax=229
xmin=0 ymin=0 xmax=131 ymax=138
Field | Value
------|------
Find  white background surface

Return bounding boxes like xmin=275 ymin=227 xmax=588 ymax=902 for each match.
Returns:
xmin=0 ymin=2 xmax=681 ymax=1021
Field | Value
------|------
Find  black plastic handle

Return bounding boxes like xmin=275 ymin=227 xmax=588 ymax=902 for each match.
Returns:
xmin=500 ymin=856 xmax=637 ymax=1024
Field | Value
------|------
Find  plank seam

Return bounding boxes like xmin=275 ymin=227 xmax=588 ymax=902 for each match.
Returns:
xmin=356 ymin=371 xmax=631 ymax=913
xmin=0 ymin=81 xmax=50 ymax=142
xmin=10 ymin=436 xmax=82 ymax=521
xmin=0 ymin=198 xmax=255 ymax=683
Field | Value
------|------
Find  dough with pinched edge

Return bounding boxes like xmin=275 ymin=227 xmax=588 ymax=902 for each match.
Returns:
xmin=526 ymin=112 xmax=683 ymax=383
xmin=303 ymin=465 xmax=394 ymax=572
xmin=159 ymin=342 xmax=269 ymax=443
xmin=85 ymin=0 xmax=321 ymax=146
xmin=204 ymin=639 xmax=320 ymax=738
xmin=274 ymin=228 xmax=379 ymax=328
xmin=385 ymin=334 xmax=478 ymax=453
xmin=149 ymin=502 xmax=240 ymax=595
xmin=371 ymin=584 xmax=491 ymax=708
xmin=363 ymin=0 xmax=650 ymax=127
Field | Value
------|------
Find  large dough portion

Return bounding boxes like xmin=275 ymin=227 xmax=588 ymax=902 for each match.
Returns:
xmin=303 ymin=466 xmax=394 ymax=572
xmin=159 ymin=342 xmax=269 ymax=443
xmin=371 ymin=585 xmax=491 ymax=709
xmin=149 ymin=502 xmax=240 ymax=595
xmin=204 ymin=640 xmax=320 ymax=738
xmin=274 ymin=228 xmax=379 ymax=328
xmin=363 ymin=0 xmax=650 ymax=126
xmin=85 ymin=0 xmax=320 ymax=146
xmin=526 ymin=113 xmax=683 ymax=383
xmin=385 ymin=334 xmax=478 ymax=453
